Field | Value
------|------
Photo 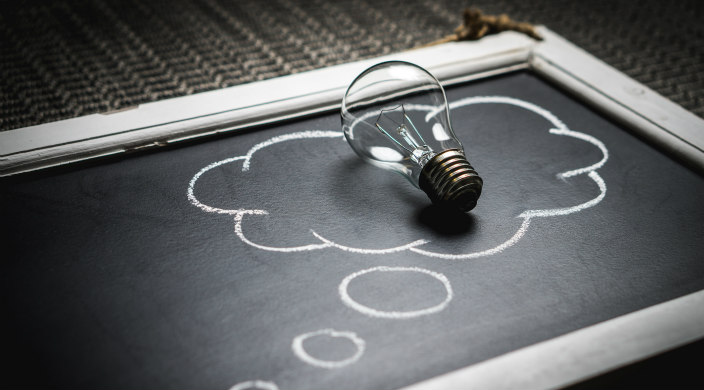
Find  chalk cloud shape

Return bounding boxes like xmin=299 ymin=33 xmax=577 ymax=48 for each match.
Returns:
xmin=188 ymin=96 xmax=608 ymax=259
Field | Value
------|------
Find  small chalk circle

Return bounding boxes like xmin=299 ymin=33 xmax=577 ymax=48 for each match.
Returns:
xmin=291 ymin=329 xmax=366 ymax=369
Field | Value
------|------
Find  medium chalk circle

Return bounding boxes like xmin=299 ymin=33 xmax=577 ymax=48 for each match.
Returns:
xmin=339 ymin=266 xmax=453 ymax=319
xmin=229 ymin=380 xmax=279 ymax=390
xmin=291 ymin=329 xmax=365 ymax=369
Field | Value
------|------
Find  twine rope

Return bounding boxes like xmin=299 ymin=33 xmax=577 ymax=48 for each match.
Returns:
xmin=422 ymin=7 xmax=542 ymax=47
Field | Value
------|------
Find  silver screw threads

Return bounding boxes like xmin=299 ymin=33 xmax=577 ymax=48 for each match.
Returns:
xmin=418 ymin=149 xmax=483 ymax=211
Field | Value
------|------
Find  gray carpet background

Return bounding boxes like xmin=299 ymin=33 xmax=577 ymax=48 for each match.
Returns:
xmin=1 ymin=0 xmax=702 ymax=131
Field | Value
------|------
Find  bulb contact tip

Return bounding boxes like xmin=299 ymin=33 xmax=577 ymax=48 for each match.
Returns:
xmin=419 ymin=149 xmax=483 ymax=212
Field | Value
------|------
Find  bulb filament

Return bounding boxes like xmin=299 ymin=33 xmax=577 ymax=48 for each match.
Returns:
xmin=375 ymin=104 xmax=435 ymax=166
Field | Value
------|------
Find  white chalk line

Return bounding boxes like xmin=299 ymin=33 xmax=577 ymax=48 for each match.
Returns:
xmin=186 ymin=130 xmax=437 ymax=254
xmin=427 ymin=97 xmax=609 ymax=179
xmin=519 ymin=171 xmax=606 ymax=219
xmin=409 ymin=171 xmax=606 ymax=260
xmin=426 ymin=96 xmax=568 ymax=131
xmin=242 ymin=130 xmax=343 ymax=171
xmin=311 ymin=231 xmax=429 ymax=254
xmin=234 ymin=213 xmax=433 ymax=253
xmin=339 ymin=266 xmax=453 ymax=319
xmin=189 ymin=97 xmax=609 ymax=260
xmin=229 ymin=380 xmax=279 ymax=390
xmin=187 ymin=130 xmax=343 ymax=215
xmin=234 ymin=213 xmax=332 ymax=252
xmin=549 ymin=128 xmax=609 ymax=178
xmin=291 ymin=329 xmax=365 ymax=369
xmin=187 ymin=156 xmax=260 ymax=215
xmin=409 ymin=218 xmax=532 ymax=260
xmin=407 ymin=96 xmax=608 ymax=258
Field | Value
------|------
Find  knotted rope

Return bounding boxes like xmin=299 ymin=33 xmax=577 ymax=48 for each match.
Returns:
xmin=422 ymin=7 xmax=542 ymax=47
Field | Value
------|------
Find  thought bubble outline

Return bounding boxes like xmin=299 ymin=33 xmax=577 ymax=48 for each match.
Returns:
xmin=338 ymin=266 xmax=453 ymax=319
xmin=228 ymin=380 xmax=279 ymax=390
xmin=187 ymin=96 xmax=608 ymax=259
xmin=291 ymin=328 xmax=366 ymax=368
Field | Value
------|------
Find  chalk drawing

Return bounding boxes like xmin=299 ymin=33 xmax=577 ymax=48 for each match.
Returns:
xmin=291 ymin=329 xmax=366 ymax=369
xmin=242 ymin=131 xmax=342 ymax=172
xmin=187 ymin=156 xmax=259 ymax=215
xmin=187 ymin=96 xmax=609 ymax=259
xmin=425 ymin=96 xmax=609 ymax=179
xmin=339 ymin=266 xmax=453 ymax=319
xmin=228 ymin=380 xmax=279 ymax=390
xmin=311 ymin=231 xmax=429 ymax=254
xmin=234 ymin=212 xmax=332 ymax=252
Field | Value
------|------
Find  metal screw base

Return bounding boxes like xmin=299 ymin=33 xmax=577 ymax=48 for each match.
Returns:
xmin=418 ymin=149 xmax=483 ymax=212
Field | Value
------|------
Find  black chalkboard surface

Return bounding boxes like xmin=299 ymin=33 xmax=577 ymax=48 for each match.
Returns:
xmin=3 ymin=71 xmax=704 ymax=389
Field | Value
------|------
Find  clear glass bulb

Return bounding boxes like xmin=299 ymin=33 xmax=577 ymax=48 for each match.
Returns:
xmin=341 ymin=61 xmax=483 ymax=211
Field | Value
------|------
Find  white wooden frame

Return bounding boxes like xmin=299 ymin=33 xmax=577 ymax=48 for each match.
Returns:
xmin=2 ymin=27 xmax=703 ymax=389
xmin=2 ymin=27 xmax=702 ymax=176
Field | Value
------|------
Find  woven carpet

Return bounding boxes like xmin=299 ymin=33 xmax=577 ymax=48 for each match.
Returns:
xmin=1 ymin=0 xmax=703 ymax=131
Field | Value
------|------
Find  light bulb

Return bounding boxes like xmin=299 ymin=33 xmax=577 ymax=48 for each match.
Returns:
xmin=341 ymin=61 xmax=483 ymax=211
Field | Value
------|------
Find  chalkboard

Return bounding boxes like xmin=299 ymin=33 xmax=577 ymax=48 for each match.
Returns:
xmin=3 ymin=71 xmax=704 ymax=389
